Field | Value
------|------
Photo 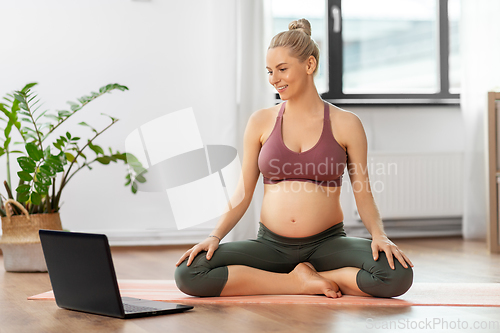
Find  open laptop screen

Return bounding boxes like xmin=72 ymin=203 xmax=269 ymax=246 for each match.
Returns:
xmin=39 ymin=230 xmax=127 ymax=317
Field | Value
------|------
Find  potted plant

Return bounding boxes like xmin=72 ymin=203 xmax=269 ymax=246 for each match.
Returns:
xmin=0 ymin=82 xmax=146 ymax=272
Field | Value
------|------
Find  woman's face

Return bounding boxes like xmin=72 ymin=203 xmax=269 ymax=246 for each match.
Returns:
xmin=266 ymin=46 xmax=313 ymax=100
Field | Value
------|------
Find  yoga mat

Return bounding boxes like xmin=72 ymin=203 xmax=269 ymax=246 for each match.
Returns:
xmin=28 ymin=280 xmax=500 ymax=307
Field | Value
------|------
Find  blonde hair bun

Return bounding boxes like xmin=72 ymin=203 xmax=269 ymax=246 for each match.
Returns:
xmin=288 ymin=19 xmax=312 ymax=37
xmin=268 ymin=18 xmax=320 ymax=75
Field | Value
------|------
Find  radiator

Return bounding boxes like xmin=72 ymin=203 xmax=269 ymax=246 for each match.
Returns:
xmin=350 ymin=152 xmax=463 ymax=237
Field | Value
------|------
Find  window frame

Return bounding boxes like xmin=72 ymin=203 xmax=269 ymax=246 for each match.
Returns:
xmin=314 ymin=0 xmax=460 ymax=105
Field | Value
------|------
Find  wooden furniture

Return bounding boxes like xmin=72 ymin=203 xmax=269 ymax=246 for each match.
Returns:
xmin=486 ymin=91 xmax=500 ymax=253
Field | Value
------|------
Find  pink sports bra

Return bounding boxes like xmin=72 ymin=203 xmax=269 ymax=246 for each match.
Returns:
xmin=258 ymin=101 xmax=347 ymax=187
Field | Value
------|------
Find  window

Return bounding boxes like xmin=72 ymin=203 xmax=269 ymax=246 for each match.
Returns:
xmin=270 ymin=0 xmax=460 ymax=105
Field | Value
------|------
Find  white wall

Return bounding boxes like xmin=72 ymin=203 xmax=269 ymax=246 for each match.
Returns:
xmin=350 ymin=105 xmax=464 ymax=153
xmin=339 ymin=105 xmax=464 ymax=227
xmin=0 ymin=0 xmax=238 ymax=242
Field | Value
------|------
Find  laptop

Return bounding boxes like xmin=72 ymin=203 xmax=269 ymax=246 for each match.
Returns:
xmin=39 ymin=229 xmax=193 ymax=319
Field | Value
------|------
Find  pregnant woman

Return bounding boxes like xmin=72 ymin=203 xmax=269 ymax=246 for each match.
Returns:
xmin=175 ymin=18 xmax=413 ymax=298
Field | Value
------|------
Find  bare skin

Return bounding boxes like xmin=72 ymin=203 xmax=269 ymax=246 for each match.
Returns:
xmin=220 ymin=263 xmax=342 ymax=298
xmin=176 ymin=45 xmax=414 ymax=298
xmin=304 ymin=263 xmax=371 ymax=297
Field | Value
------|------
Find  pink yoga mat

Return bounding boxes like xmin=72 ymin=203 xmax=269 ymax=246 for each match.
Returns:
xmin=28 ymin=280 xmax=500 ymax=307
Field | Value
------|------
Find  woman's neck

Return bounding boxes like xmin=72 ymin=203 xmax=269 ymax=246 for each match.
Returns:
xmin=283 ymin=83 xmax=324 ymax=116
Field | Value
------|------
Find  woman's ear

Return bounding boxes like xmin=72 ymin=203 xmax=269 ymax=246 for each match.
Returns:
xmin=306 ymin=55 xmax=317 ymax=75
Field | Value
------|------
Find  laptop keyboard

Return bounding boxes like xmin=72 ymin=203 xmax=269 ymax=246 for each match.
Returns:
xmin=123 ymin=303 xmax=160 ymax=313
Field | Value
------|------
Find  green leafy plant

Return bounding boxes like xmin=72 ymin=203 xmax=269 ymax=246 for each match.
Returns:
xmin=0 ymin=83 xmax=146 ymax=217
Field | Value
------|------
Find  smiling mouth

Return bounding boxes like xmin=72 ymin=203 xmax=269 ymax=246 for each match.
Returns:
xmin=276 ymin=85 xmax=288 ymax=92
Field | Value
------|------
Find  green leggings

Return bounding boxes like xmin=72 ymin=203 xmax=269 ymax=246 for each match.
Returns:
xmin=175 ymin=222 xmax=413 ymax=298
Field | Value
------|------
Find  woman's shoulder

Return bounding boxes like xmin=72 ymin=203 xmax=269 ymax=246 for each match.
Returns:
xmin=250 ymin=103 xmax=282 ymax=120
xmin=326 ymin=102 xmax=365 ymax=151
xmin=326 ymin=102 xmax=362 ymax=127
xmin=326 ymin=102 xmax=357 ymax=118
xmin=248 ymin=103 xmax=282 ymax=128
xmin=247 ymin=104 xmax=282 ymax=145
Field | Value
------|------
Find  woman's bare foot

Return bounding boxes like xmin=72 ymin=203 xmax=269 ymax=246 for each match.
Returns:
xmin=303 ymin=262 xmax=343 ymax=298
xmin=302 ymin=262 xmax=318 ymax=272
xmin=307 ymin=265 xmax=371 ymax=297
xmin=290 ymin=263 xmax=342 ymax=298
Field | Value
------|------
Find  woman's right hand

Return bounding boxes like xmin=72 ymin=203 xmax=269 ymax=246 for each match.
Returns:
xmin=175 ymin=236 xmax=220 ymax=267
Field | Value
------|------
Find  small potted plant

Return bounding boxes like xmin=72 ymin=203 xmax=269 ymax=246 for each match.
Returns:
xmin=0 ymin=83 xmax=146 ymax=272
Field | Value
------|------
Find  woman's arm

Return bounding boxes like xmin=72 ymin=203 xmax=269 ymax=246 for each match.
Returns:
xmin=342 ymin=111 xmax=413 ymax=270
xmin=176 ymin=109 xmax=265 ymax=266
xmin=208 ymin=109 xmax=265 ymax=240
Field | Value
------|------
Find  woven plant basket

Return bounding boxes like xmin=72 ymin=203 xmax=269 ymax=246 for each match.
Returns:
xmin=0 ymin=199 xmax=63 ymax=272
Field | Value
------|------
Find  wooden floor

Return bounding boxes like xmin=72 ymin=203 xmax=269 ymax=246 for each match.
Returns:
xmin=2 ymin=236 xmax=500 ymax=333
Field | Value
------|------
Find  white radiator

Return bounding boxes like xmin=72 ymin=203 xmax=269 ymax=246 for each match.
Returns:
xmin=351 ymin=152 xmax=463 ymax=237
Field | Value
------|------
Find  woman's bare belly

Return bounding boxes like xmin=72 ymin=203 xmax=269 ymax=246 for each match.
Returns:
xmin=260 ymin=181 xmax=344 ymax=238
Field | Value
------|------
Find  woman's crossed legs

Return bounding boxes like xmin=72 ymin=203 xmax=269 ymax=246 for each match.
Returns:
xmin=175 ymin=224 xmax=413 ymax=298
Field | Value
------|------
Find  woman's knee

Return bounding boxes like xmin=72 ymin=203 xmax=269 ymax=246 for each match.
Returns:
xmin=174 ymin=261 xmax=198 ymax=296
xmin=381 ymin=262 xmax=413 ymax=297
xmin=359 ymin=252 xmax=414 ymax=298
xmin=174 ymin=255 xmax=228 ymax=297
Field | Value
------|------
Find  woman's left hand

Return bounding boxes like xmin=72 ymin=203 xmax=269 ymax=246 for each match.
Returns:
xmin=371 ymin=234 xmax=414 ymax=270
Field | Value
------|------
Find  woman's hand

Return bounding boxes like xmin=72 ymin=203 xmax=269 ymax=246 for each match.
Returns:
xmin=175 ymin=236 xmax=220 ymax=267
xmin=371 ymin=234 xmax=414 ymax=270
